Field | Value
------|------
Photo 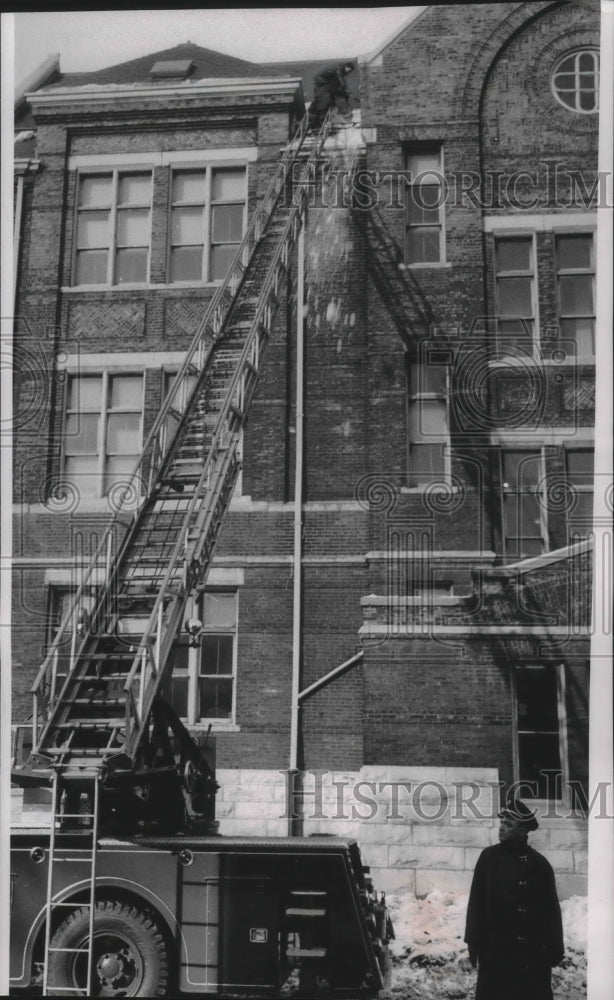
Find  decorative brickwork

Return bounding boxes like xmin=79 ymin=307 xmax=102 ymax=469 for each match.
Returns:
xmin=163 ymin=298 xmax=209 ymax=341
xmin=67 ymin=299 xmax=146 ymax=342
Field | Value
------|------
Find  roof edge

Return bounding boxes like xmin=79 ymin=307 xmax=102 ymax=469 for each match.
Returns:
xmin=15 ymin=53 xmax=60 ymax=108
xmin=27 ymin=76 xmax=304 ymax=108
xmin=358 ymin=6 xmax=428 ymax=65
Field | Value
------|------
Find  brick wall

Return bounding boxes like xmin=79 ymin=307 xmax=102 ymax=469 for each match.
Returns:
xmin=12 ymin=2 xmax=596 ymax=848
xmin=360 ymin=543 xmax=591 ymax=797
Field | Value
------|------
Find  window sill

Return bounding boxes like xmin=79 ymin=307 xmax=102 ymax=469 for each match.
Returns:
xmin=187 ymin=722 xmax=240 ymax=733
xmin=44 ymin=496 xmax=144 ymax=514
xmin=399 ymin=484 xmax=458 ymax=494
xmin=398 ymin=262 xmax=452 ymax=270
xmin=61 ymin=282 xmax=222 ymax=293
xmin=48 ymin=491 xmax=246 ymax=515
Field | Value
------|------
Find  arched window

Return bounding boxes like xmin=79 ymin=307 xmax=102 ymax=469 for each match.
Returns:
xmin=552 ymin=50 xmax=599 ymax=113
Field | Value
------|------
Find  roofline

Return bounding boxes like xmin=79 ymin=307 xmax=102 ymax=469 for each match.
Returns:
xmin=26 ymin=77 xmax=303 ymax=108
xmin=15 ymin=53 xmax=60 ymax=107
xmin=357 ymin=6 xmax=428 ymax=65
xmin=259 ymin=56 xmax=357 ymax=67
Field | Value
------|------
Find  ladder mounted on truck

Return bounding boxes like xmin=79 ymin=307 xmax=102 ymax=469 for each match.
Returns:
xmin=42 ymin=772 xmax=101 ymax=996
xmin=13 ymin=110 xmax=336 ymax=831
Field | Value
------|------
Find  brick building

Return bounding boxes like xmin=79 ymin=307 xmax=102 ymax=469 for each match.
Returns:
xmin=12 ymin=3 xmax=598 ymax=896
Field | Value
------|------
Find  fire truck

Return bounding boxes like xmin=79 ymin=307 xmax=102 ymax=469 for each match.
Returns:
xmin=9 ymin=111 xmax=393 ymax=997
xmin=10 ymin=827 xmax=391 ymax=996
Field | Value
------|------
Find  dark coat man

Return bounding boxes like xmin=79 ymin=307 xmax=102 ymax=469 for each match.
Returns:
xmin=309 ymin=62 xmax=354 ymax=129
xmin=464 ymin=800 xmax=564 ymax=1000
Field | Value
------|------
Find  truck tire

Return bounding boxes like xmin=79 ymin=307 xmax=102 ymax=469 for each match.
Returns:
xmin=47 ymin=900 xmax=169 ymax=996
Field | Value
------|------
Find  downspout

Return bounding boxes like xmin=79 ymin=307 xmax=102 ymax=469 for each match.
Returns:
xmin=288 ymin=219 xmax=306 ymax=835
xmin=587 ymin=5 xmax=614 ymax=996
xmin=13 ymin=172 xmax=24 ymax=308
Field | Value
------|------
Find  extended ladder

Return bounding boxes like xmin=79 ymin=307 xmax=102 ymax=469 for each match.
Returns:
xmin=42 ymin=772 xmax=100 ymax=996
xmin=18 ymin=109 xmax=335 ymax=784
xmin=14 ymin=110 xmax=337 ymax=996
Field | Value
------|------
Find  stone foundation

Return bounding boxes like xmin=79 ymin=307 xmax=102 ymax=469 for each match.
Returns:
xmin=11 ymin=765 xmax=587 ymax=899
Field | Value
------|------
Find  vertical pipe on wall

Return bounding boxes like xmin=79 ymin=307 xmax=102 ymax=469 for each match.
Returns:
xmin=13 ymin=173 xmax=24 ymax=308
xmin=288 ymin=219 xmax=306 ymax=833
xmin=587 ymin=4 xmax=614 ymax=998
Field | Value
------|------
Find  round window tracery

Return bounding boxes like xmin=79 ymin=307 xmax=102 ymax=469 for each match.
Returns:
xmin=552 ymin=50 xmax=599 ymax=113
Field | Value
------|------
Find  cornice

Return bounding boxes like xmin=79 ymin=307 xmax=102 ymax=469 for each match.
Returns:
xmin=27 ymin=77 xmax=302 ymax=110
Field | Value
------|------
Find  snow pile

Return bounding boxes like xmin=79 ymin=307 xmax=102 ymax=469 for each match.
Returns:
xmin=553 ymin=896 xmax=587 ymax=997
xmin=388 ymin=890 xmax=469 ymax=967
xmin=560 ymin=894 xmax=587 ymax=953
xmin=384 ymin=890 xmax=587 ymax=999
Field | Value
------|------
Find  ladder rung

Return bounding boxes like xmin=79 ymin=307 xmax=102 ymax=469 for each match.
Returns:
xmin=56 ymin=719 xmax=124 ymax=727
xmin=49 ymin=901 xmax=93 ymax=908
xmin=48 ymin=946 xmax=91 ymax=953
xmin=286 ymin=908 xmax=326 ymax=917
xmin=54 ymin=857 xmax=95 ymax=862
xmin=80 ymin=652 xmax=134 ymax=660
xmin=72 ymin=698 xmax=124 ymax=706
xmin=123 ymin=556 xmax=174 ymax=564
xmin=78 ymin=669 xmax=131 ymax=678
xmin=286 ymin=948 xmax=327 ymax=958
xmin=46 ymin=988 xmax=88 ymax=994
xmin=54 ymin=812 xmax=96 ymax=819
xmin=115 ymin=592 xmax=158 ymax=600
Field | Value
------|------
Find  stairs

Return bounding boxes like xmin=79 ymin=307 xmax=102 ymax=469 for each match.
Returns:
xmin=21 ymin=110 xmax=335 ymax=786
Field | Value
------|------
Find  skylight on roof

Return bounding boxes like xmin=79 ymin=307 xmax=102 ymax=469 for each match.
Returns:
xmin=150 ymin=60 xmax=194 ymax=79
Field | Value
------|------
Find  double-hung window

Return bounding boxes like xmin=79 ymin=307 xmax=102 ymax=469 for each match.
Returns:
xmin=406 ymin=361 xmax=450 ymax=485
xmin=494 ymin=236 xmax=536 ymax=353
xmin=565 ymin=447 xmax=594 ymax=541
xmin=514 ymin=663 xmax=567 ymax=801
xmin=63 ymin=373 xmax=144 ymax=497
xmin=500 ymin=449 xmax=545 ymax=558
xmin=74 ymin=171 xmax=152 ymax=285
xmin=556 ymin=234 xmax=595 ymax=359
xmin=163 ymin=591 xmax=238 ymax=726
xmin=169 ymin=167 xmax=246 ymax=282
xmin=404 ymin=147 xmax=444 ymax=265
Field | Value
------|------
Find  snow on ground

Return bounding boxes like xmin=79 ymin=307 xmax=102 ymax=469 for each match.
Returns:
xmin=381 ymin=890 xmax=587 ymax=999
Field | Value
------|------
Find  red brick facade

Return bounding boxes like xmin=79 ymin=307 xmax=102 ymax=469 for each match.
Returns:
xmin=13 ymin=3 xmax=597 ymax=816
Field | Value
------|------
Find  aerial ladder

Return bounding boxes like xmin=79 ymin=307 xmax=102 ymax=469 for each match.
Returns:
xmin=12 ymin=110 xmax=336 ymax=989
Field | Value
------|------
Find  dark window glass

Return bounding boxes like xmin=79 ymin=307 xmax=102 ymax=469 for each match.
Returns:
xmin=201 ymin=634 xmax=233 ymax=675
xmin=496 ymin=239 xmax=532 ymax=271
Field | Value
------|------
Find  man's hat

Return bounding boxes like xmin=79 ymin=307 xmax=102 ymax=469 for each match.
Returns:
xmin=498 ymin=797 xmax=539 ymax=831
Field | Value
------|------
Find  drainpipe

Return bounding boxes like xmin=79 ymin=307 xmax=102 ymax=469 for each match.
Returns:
xmin=587 ymin=7 xmax=613 ymax=997
xmin=13 ymin=172 xmax=24 ymax=308
xmin=288 ymin=218 xmax=306 ymax=835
